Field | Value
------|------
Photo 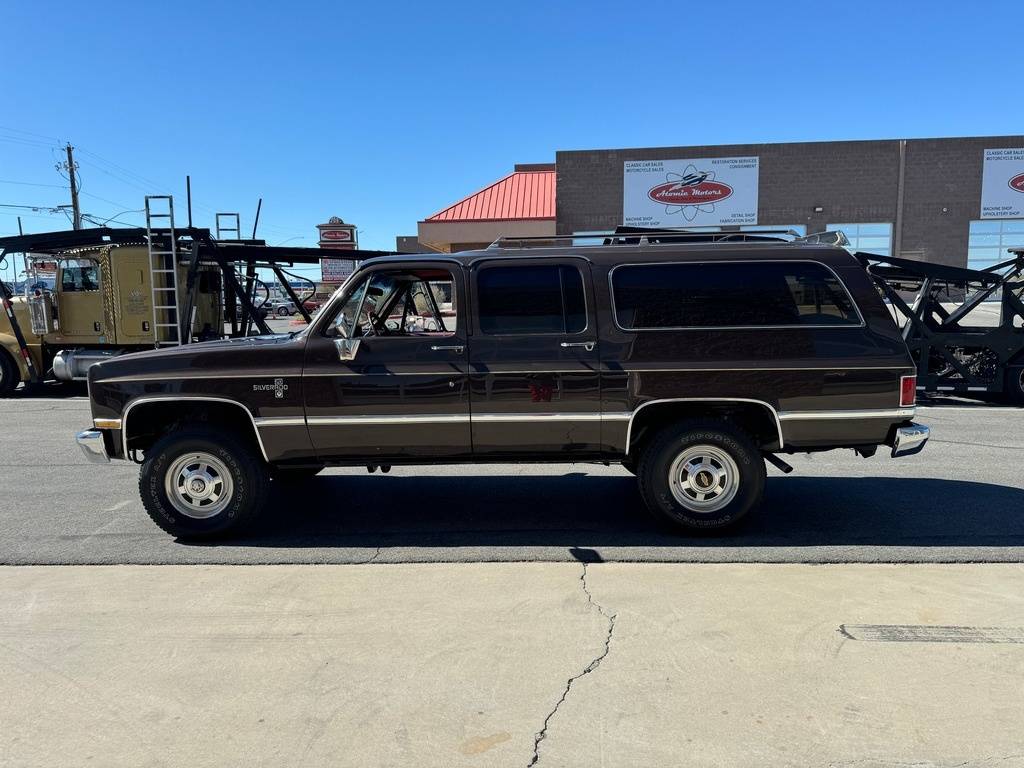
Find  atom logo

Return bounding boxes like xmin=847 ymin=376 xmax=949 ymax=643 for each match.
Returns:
xmin=647 ymin=164 xmax=734 ymax=221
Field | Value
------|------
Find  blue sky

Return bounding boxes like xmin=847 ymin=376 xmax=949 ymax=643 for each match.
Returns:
xmin=2 ymin=0 xmax=1022 ymax=280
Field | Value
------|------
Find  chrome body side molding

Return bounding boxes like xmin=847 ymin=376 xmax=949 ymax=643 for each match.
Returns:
xmin=122 ymin=396 xmax=272 ymax=462
xmin=624 ymin=398 xmax=785 ymax=452
xmin=777 ymin=408 xmax=916 ymax=421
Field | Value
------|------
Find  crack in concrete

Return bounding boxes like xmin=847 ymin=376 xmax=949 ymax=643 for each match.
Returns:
xmin=528 ymin=562 xmax=616 ymax=767
xmin=358 ymin=547 xmax=383 ymax=565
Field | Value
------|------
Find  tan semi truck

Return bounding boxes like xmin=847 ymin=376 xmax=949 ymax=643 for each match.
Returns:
xmin=0 ymin=224 xmax=393 ymax=396
xmin=0 ymin=242 xmax=222 ymax=395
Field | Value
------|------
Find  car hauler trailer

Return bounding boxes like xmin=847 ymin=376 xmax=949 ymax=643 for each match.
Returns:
xmin=856 ymin=248 xmax=1024 ymax=403
xmin=0 ymin=205 xmax=398 ymax=396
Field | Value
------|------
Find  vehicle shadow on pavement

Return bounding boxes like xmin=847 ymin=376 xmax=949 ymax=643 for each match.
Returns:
xmin=220 ymin=473 xmax=1024 ymax=550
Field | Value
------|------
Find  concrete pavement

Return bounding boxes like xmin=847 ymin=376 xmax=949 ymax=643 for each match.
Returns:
xmin=2 ymin=563 xmax=1023 ymax=767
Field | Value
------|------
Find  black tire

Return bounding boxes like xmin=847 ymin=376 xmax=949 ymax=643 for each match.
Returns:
xmin=270 ymin=465 xmax=324 ymax=483
xmin=276 ymin=306 xmax=290 ymax=317
xmin=620 ymin=456 xmax=638 ymax=475
xmin=1005 ymin=366 xmax=1024 ymax=406
xmin=637 ymin=419 xmax=766 ymax=533
xmin=139 ymin=427 xmax=268 ymax=540
xmin=0 ymin=349 xmax=18 ymax=397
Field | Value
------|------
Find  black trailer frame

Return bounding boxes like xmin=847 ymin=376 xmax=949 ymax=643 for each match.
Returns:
xmin=0 ymin=227 xmax=402 ymax=378
xmin=855 ymin=248 xmax=1024 ymax=400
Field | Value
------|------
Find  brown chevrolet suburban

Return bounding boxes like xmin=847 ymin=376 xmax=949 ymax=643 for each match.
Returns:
xmin=77 ymin=230 xmax=929 ymax=539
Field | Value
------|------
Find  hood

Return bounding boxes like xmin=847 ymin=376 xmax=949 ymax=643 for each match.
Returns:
xmin=89 ymin=333 xmax=305 ymax=384
xmin=117 ymin=333 xmax=295 ymax=360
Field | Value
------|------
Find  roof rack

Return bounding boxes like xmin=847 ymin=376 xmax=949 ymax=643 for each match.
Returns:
xmin=487 ymin=226 xmax=813 ymax=249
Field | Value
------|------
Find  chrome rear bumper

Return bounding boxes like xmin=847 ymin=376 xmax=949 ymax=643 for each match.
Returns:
xmin=891 ymin=422 xmax=929 ymax=458
xmin=76 ymin=429 xmax=110 ymax=464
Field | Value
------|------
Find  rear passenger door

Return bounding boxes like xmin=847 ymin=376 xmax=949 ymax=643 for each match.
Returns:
xmin=468 ymin=258 xmax=601 ymax=455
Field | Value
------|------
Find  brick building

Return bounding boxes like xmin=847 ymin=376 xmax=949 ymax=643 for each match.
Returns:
xmin=556 ymin=136 xmax=1024 ymax=269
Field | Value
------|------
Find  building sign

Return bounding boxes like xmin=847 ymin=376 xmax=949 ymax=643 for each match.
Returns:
xmin=321 ymin=229 xmax=354 ymax=244
xmin=981 ymin=148 xmax=1024 ymax=219
xmin=320 ymin=257 xmax=355 ymax=283
xmin=317 ymin=216 xmax=358 ymax=249
xmin=624 ymin=157 xmax=759 ymax=227
xmin=317 ymin=216 xmax=358 ymax=284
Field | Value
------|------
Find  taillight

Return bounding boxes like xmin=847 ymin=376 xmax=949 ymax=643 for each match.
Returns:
xmin=900 ymin=375 xmax=917 ymax=407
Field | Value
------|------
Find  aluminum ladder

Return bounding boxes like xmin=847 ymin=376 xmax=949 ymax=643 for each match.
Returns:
xmin=144 ymin=195 xmax=181 ymax=347
xmin=215 ymin=212 xmax=241 ymax=240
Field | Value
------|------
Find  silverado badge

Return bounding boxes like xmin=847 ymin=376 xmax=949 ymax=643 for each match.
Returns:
xmin=253 ymin=378 xmax=288 ymax=399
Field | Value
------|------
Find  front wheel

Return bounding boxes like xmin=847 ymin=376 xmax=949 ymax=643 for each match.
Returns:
xmin=139 ymin=428 xmax=268 ymax=540
xmin=0 ymin=350 xmax=18 ymax=397
xmin=637 ymin=420 xmax=766 ymax=533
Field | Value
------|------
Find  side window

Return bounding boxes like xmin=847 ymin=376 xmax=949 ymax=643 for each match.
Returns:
xmin=611 ymin=262 xmax=860 ymax=329
xmin=476 ymin=264 xmax=587 ymax=335
xmin=327 ymin=269 xmax=457 ymax=338
xmin=60 ymin=260 xmax=101 ymax=293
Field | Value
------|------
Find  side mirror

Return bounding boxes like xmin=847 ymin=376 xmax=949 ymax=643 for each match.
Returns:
xmin=334 ymin=338 xmax=360 ymax=362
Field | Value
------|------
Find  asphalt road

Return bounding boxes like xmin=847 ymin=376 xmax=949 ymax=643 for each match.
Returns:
xmin=2 ymin=393 xmax=1023 ymax=564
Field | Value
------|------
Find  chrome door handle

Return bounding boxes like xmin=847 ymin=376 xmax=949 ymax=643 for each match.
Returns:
xmin=560 ymin=341 xmax=595 ymax=351
xmin=431 ymin=344 xmax=464 ymax=353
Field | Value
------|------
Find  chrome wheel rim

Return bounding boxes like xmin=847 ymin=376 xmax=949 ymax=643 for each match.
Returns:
xmin=164 ymin=452 xmax=234 ymax=519
xmin=668 ymin=445 xmax=740 ymax=512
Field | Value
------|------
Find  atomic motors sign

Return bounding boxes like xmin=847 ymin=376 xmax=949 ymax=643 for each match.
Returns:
xmin=624 ymin=156 xmax=759 ymax=227
xmin=981 ymin=148 xmax=1024 ymax=219
xmin=318 ymin=216 xmax=358 ymax=284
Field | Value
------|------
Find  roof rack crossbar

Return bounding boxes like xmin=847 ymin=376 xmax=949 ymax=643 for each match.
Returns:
xmin=487 ymin=228 xmax=806 ymax=249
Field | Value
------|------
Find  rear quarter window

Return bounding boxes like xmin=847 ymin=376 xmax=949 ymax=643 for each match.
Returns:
xmin=611 ymin=261 xmax=861 ymax=329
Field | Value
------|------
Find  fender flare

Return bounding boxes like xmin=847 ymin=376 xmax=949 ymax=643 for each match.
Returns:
xmin=121 ymin=395 xmax=270 ymax=462
xmin=625 ymin=398 xmax=785 ymax=452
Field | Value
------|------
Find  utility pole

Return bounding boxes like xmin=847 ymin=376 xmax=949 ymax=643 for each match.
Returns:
xmin=59 ymin=143 xmax=82 ymax=229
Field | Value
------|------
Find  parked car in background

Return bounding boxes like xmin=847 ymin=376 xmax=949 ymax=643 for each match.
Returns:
xmin=263 ymin=299 xmax=297 ymax=317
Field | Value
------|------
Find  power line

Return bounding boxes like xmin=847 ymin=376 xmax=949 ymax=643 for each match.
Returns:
xmin=79 ymin=189 xmax=136 ymax=210
xmin=81 ymin=210 xmax=145 ymax=226
xmin=0 ymin=210 xmax=68 ymax=222
xmin=0 ymin=124 xmax=62 ymax=143
xmin=76 ymin=156 xmax=166 ymax=198
xmin=0 ymin=179 xmax=68 ymax=189
xmin=0 ymin=203 xmax=65 ymax=211
xmin=0 ymin=135 xmax=57 ymax=149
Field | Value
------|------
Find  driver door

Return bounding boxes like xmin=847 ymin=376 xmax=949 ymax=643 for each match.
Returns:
xmin=302 ymin=263 xmax=471 ymax=460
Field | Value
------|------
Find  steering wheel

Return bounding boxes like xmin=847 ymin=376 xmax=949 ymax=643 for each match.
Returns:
xmin=367 ymin=310 xmax=391 ymax=336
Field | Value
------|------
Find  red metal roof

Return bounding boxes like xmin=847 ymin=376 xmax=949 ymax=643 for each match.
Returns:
xmin=424 ymin=169 xmax=555 ymax=222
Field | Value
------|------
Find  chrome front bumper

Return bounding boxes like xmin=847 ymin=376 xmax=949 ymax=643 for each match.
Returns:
xmin=891 ymin=422 xmax=930 ymax=458
xmin=76 ymin=429 xmax=110 ymax=464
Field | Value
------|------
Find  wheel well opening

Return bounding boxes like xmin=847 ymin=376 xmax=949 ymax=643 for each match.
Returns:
xmin=124 ymin=401 xmax=263 ymax=459
xmin=628 ymin=401 xmax=781 ymax=457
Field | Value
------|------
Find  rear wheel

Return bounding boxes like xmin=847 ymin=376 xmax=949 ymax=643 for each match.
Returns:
xmin=1005 ymin=366 xmax=1024 ymax=405
xmin=637 ymin=419 xmax=766 ymax=533
xmin=0 ymin=349 xmax=18 ymax=397
xmin=139 ymin=428 xmax=267 ymax=540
